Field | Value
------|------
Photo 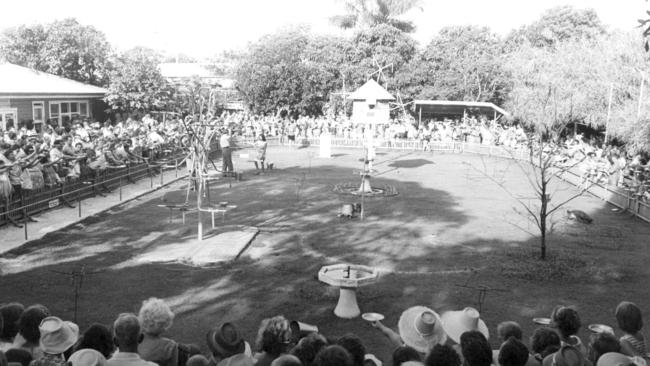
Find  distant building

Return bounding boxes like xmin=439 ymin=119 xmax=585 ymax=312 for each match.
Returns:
xmin=348 ymin=79 xmax=395 ymax=125
xmin=158 ymin=62 xmax=221 ymax=85
xmin=158 ymin=62 xmax=244 ymax=111
xmin=0 ymin=63 xmax=108 ymax=131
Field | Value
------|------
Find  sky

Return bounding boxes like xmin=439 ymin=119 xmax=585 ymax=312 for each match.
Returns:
xmin=1 ymin=0 xmax=648 ymax=59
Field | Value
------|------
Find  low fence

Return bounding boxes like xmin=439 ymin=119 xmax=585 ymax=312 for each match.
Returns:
xmin=236 ymin=136 xmax=650 ymax=223
xmin=3 ymin=136 xmax=646 ymax=237
xmin=0 ymin=143 xmax=221 ymax=239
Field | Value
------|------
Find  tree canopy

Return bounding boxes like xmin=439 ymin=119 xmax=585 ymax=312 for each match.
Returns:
xmin=104 ymin=47 xmax=173 ymax=113
xmin=0 ymin=18 xmax=113 ymax=86
xmin=506 ymin=5 xmax=606 ymax=49
xmin=403 ymin=25 xmax=510 ymax=104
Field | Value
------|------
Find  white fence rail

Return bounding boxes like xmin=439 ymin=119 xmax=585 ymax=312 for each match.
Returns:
xmin=234 ymin=136 xmax=650 ymax=223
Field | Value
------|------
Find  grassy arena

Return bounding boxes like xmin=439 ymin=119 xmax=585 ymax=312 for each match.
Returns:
xmin=1 ymin=146 xmax=649 ymax=361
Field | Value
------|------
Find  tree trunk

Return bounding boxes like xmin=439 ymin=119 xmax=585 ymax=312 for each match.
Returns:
xmin=540 ymin=218 xmax=546 ymax=260
xmin=539 ymin=182 xmax=548 ymax=260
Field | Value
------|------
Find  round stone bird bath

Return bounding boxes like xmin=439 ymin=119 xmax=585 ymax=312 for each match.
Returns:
xmin=318 ymin=264 xmax=378 ymax=319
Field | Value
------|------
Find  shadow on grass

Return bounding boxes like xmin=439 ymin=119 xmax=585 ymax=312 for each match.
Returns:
xmin=388 ymin=159 xmax=435 ymax=169
xmin=0 ymin=158 xmax=648 ymax=360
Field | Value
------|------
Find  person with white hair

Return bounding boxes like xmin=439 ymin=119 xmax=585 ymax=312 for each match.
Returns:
xmin=137 ymin=298 xmax=178 ymax=366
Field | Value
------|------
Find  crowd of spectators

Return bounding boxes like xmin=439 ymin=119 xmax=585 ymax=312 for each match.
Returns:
xmin=0 ymin=114 xmax=191 ymax=206
xmin=0 ymin=299 xmax=646 ymax=366
xmin=217 ymin=111 xmax=650 ymax=202
xmin=1 ymin=110 xmax=650 ymax=213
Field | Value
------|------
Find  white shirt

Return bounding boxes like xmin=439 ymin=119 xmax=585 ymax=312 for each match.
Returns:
xmin=220 ymin=134 xmax=231 ymax=148
xmin=108 ymin=351 xmax=158 ymax=366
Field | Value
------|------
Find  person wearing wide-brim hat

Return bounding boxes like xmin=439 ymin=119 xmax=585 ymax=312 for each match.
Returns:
xmin=31 ymin=316 xmax=79 ymax=366
xmin=371 ymin=306 xmax=447 ymax=354
xmin=68 ymin=349 xmax=107 ymax=366
xmin=440 ymin=307 xmax=489 ymax=345
xmin=206 ymin=323 xmax=253 ymax=366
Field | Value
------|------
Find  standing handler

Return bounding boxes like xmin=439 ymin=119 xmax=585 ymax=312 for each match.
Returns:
xmin=220 ymin=129 xmax=234 ymax=176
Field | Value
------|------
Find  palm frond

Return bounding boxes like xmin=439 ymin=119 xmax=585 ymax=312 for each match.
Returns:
xmin=329 ymin=14 xmax=359 ymax=29
xmin=388 ymin=19 xmax=417 ymax=33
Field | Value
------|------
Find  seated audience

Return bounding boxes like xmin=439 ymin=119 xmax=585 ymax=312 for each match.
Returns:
xmin=588 ymin=332 xmax=621 ymax=365
xmin=271 ymin=355 xmax=302 ymax=366
xmin=551 ymin=307 xmax=586 ymax=357
xmin=254 ymin=316 xmax=292 ymax=366
xmin=595 ymin=352 xmax=646 ymax=366
xmin=424 ymin=345 xmax=460 ymax=366
xmin=13 ymin=304 xmax=50 ymax=359
xmin=290 ymin=333 xmax=327 ymax=366
xmin=31 ymin=317 xmax=79 ymax=366
xmin=137 ymin=298 xmax=178 ymax=366
xmin=392 ymin=346 xmax=421 ymax=366
xmin=107 ymin=313 xmax=157 ymax=366
xmin=530 ymin=328 xmax=561 ymax=365
xmin=615 ymin=302 xmax=647 ymax=358
xmin=459 ymin=331 xmax=493 ymax=366
xmin=313 ymin=346 xmax=352 ymax=366
xmin=493 ymin=322 xmax=538 ymax=366
xmin=372 ymin=306 xmax=447 ymax=354
xmin=206 ymin=322 xmax=253 ymax=366
xmin=541 ymin=346 xmax=586 ymax=366
xmin=68 ymin=348 xmax=107 ymax=366
xmin=498 ymin=338 xmax=530 ymax=366
xmin=74 ymin=324 xmax=115 ymax=359
xmin=5 ymin=348 xmax=32 ymax=366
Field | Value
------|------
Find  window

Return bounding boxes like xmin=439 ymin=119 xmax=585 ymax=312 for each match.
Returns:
xmin=0 ymin=108 xmax=18 ymax=131
xmin=49 ymin=101 xmax=90 ymax=125
xmin=32 ymin=102 xmax=44 ymax=124
xmin=50 ymin=104 xmax=59 ymax=117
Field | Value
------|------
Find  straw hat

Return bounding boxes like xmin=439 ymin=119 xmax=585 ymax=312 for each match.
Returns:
xmin=39 ymin=316 xmax=79 ymax=354
xmin=596 ymin=352 xmax=647 ymax=366
xmin=398 ymin=306 xmax=447 ymax=353
xmin=68 ymin=349 xmax=107 ymax=366
xmin=440 ymin=307 xmax=489 ymax=344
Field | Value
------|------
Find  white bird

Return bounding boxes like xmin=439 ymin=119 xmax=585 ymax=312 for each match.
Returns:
xmin=567 ymin=209 xmax=593 ymax=224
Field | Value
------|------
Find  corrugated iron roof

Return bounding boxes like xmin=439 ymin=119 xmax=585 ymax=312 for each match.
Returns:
xmin=414 ymin=100 xmax=510 ymax=116
xmin=0 ymin=63 xmax=107 ymax=96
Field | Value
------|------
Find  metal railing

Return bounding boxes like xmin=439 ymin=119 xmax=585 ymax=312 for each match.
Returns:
xmin=0 ymin=149 xmax=203 ymax=239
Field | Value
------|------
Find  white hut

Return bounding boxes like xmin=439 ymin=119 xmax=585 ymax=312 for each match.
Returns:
xmin=348 ymin=79 xmax=395 ymax=125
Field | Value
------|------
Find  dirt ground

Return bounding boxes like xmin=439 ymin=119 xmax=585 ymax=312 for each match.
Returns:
xmin=1 ymin=146 xmax=649 ymax=362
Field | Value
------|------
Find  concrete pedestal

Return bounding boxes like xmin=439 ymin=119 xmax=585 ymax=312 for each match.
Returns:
xmin=334 ymin=287 xmax=361 ymax=318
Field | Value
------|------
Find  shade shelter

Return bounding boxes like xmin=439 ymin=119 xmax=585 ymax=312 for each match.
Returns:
xmin=413 ymin=100 xmax=509 ymax=125
xmin=348 ymin=79 xmax=395 ymax=125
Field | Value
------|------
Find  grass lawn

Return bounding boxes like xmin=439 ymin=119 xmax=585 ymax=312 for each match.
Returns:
xmin=1 ymin=146 xmax=649 ymax=362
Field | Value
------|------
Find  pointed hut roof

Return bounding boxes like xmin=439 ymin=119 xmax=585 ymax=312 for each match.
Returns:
xmin=348 ymin=79 xmax=395 ymax=101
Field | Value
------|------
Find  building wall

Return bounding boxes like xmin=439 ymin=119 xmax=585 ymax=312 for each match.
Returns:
xmin=7 ymin=97 xmax=101 ymax=126
xmin=352 ymin=100 xmax=390 ymax=125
